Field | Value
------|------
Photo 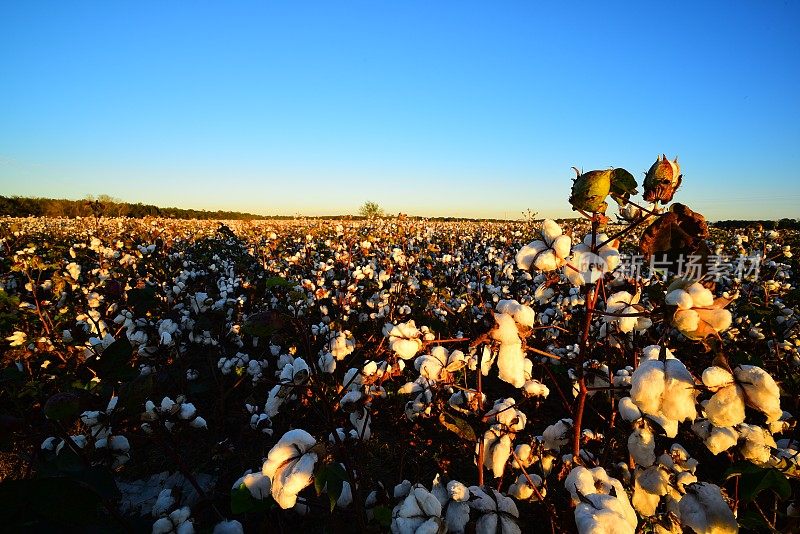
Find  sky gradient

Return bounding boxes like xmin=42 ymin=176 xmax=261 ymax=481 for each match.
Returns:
xmin=1 ymin=1 xmax=799 ymax=220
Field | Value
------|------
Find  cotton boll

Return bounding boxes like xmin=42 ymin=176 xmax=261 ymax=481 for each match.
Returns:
xmin=696 ymin=308 xmax=732 ymax=333
xmin=618 ymin=397 xmax=642 ymax=422
xmin=512 ymin=304 xmax=535 ymax=328
xmin=628 ymin=426 xmax=656 ymax=467
xmin=480 ymin=427 xmax=513 ymax=478
xmin=534 ymin=250 xmax=558 ymax=271
xmin=665 ymin=289 xmax=694 ymax=310
xmin=551 ymin=234 xmax=571 ymax=261
xmin=673 ymin=309 xmax=700 ymax=334
xmin=574 ymin=493 xmax=636 ymax=534
xmin=392 ymin=338 xmax=423 ymax=360
xmin=541 ymin=220 xmax=562 ymax=244
xmin=542 ymin=419 xmax=572 ymax=451
xmin=152 ymin=488 xmax=176 ymax=517
xmin=496 ymin=343 xmax=526 ymax=388
xmin=491 ymin=313 xmax=521 ymax=344
xmin=522 ymin=379 xmax=549 ymax=398
xmin=678 ymin=483 xmax=738 ymax=534
xmin=705 ymin=384 xmax=746 ymax=428
xmin=704 ymin=426 xmax=739 ymax=455
xmin=734 ymin=365 xmax=782 ymax=422
xmin=516 ymin=241 xmax=547 ymax=271
xmin=738 ymin=424 xmax=776 ymax=464
xmin=686 ymin=283 xmax=714 ymax=308
xmin=632 ymin=477 xmax=661 ymax=517
xmin=660 ymin=359 xmax=698 ymax=423
xmin=701 ymin=367 xmax=734 ymax=390
xmin=262 ymin=429 xmax=319 ymax=509
xmin=630 ymin=361 xmax=666 ymax=416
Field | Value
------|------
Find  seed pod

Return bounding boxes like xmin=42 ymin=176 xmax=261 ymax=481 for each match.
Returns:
xmin=569 ymin=167 xmax=637 ymax=213
xmin=643 ymin=154 xmax=682 ymax=204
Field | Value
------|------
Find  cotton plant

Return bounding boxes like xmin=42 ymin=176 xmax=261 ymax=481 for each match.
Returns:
xmin=565 ymin=466 xmax=637 ymax=534
xmin=628 ymin=345 xmax=697 ymax=437
xmin=515 ymin=219 xmax=571 ymax=272
xmin=603 ymin=290 xmax=652 ymax=333
xmin=141 ymin=396 xmax=208 ymax=433
xmin=261 ymin=429 xmax=320 ymax=509
xmin=477 ymin=398 xmax=528 ymax=478
xmin=665 ymin=281 xmax=732 ymax=339
xmin=384 ymin=320 xmax=424 ymax=360
xmin=563 ymin=232 xmax=621 ymax=286
xmin=80 ymin=395 xmax=131 ymax=468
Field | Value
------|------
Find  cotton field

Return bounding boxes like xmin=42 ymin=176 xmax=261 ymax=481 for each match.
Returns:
xmin=0 ymin=163 xmax=798 ymax=533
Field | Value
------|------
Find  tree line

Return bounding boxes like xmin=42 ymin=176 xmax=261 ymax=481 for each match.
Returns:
xmin=0 ymin=195 xmax=271 ymax=220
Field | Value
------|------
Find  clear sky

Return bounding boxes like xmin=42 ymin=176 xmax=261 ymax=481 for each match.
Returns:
xmin=1 ymin=1 xmax=799 ymax=220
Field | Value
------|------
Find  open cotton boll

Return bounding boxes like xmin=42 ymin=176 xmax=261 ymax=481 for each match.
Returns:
xmin=392 ymin=338 xmax=423 ymax=360
xmin=262 ymin=429 xmax=319 ymax=509
xmin=516 ymin=240 xmax=547 ymax=271
xmin=467 ymin=486 xmax=521 ymax=534
xmin=392 ymin=487 xmax=443 ymax=534
xmin=575 ymin=493 xmax=636 ymax=534
xmin=618 ymin=397 xmax=642 ymax=422
xmin=508 ymin=473 xmax=544 ymax=501
xmin=630 ymin=357 xmax=697 ymax=437
xmin=701 ymin=367 xmax=735 ymax=390
xmin=665 ymin=289 xmax=694 ymax=310
xmin=628 ymin=426 xmax=656 ymax=467
xmin=542 ymin=418 xmax=572 ymax=451
xmin=660 ymin=360 xmax=698 ymax=423
xmin=640 ymin=345 xmax=676 ymax=362
xmin=704 ymin=384 xmax=745 ymax=428
xmin=491 ymin=313 xmax=521 ymax=345
xmin=686 ymin=283 xmax=714 ymax=308
xmin=734 ymin=365 xmax=782 ymax=422
xmin=152 ymin=488 xmax=176 ymax=517
xmin=738 ymin=424 xmax=776 ymax=464
xmin=512 ymin=304 xmax=535 ymax=328
xmin=704 ymin=426 xmax=739 ymax=455
xmin=479 ymin=427 xmax=513 ymax=477
xmin=696 ymin=308 xmax=732 ymax=332
xmin=673 ymin=309 xmax=700 ymax=334
xmin=496 ymin=343 xmax=526 ymax=388
xmin=678 ymin=483 xmax=738 ymax=534
xmin=630 ymin=361 xmax=666 ymax=416
xmin=522 ymin=379 xmax=549 ymax=398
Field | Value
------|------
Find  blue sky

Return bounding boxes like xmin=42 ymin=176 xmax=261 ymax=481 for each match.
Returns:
xmin=1 ymin=1 xmax=799 ymax=220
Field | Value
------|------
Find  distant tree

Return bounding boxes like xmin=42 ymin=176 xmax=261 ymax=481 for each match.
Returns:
xmin=358 ymin=201 xmax=385 ymax=219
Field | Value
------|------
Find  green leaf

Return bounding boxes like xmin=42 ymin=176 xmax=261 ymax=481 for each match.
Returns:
xmin=242 ymin=311 xmax=286 ymax=338
xmin=315 ymin=463 xmax=347 ymax=511
xmin=737 ymin=509 xmax=775 ymax=533
xmin=43 ymin=392 xmax=81 ymax=422
xmin=724 ymin=462 xmax=791 ymax=501
xmin=265 ymin=277 xmax=291 ymax=289
xmin=372 ymin=505 xmax=392 ymax=527
xmin=439 ymin=412 xmax=477 ymax=442
xmin=230 ymin=483 xmax=272 ymax=515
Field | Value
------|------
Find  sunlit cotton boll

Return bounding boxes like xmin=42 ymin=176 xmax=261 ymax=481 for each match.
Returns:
xmin=515 ymin=220 xmax=571 ymax=272
xmin=262 ymin=429 xmax=319 ymax=509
